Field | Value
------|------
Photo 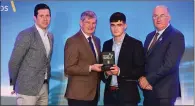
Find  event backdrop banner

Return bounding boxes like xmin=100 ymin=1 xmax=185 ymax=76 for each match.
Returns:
xmin=1 ymin=0 xmax=194 ymax=105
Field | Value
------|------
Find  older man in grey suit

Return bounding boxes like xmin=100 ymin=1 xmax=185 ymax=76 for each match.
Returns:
xmin=8 ymin=3 xmax=53 ymax=105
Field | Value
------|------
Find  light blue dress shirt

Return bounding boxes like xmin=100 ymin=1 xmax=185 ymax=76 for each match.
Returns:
xmin=110 ymin=34 xmax=125 ymax=87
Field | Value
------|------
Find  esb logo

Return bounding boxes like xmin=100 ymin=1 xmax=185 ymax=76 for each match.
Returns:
xmin=1 ymin=6 xmax=8 ymax=12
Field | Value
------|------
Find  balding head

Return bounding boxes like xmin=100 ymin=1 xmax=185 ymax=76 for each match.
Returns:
xmin=152 ymin=5 xmax=171 ymax=31
xmin=153 ymin=5 xmax=170 ymax=16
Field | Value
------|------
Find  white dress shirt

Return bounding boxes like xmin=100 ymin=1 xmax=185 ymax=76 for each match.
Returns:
xmin=110 ymin=33 xmax=125 ymax=87
xmin=81 ymin=29 xmax=98 ymax=72
xmin=35 ymin=24 xmax=50 ymax=80
xmin=148 ymin=24 xmax=170 ymax=50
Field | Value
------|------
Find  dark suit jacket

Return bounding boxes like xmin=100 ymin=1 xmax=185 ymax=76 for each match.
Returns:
xmin=143 ymin=25 xmax=185 ymax=99
xmin=102 ymin=34 xmax=145 ymax=103
xmin=9 ymin=26 xmax=53 ymax=96
xmin=64 ymin=30 xmax=101 ymax=100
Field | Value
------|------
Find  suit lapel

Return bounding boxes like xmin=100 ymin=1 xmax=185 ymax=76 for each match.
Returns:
xmin=104 ymin=39 xmax=113 ymax=84
xmin=33 ymin=26 xmax=48 ymax=58
xmin=147 ymin=25 xmax=172 ymax=57
xmin=92 ymin=36 xmax=100 ymax=62
xmin=145 ymin=32 xmax=156 ymax=56
xmin=47 ymin=33 xmax=53 ymax=60
xmin=78 ymin=31 xmax=97 ymax=62
xmin=117 ymin=34 xmax=128 ymax=66
xmin=145 ymin=32 xmax=155 ymax=49
xmin=107 ymin=40 xmax=113 ymax=52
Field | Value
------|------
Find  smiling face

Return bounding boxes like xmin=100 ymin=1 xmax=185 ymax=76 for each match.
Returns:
xmin=152 ymin=6 xmax=171 ymax=31
xmin=80 ymin=16 xmax=97 ymax=36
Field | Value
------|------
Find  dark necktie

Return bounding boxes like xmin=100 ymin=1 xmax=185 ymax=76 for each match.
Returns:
xmin=148 ymin=32 xmax=159 ymax=50
xmin=88 ymin=37 xmax=96 ymax=59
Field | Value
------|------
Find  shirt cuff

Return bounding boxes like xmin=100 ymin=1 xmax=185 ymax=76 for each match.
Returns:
xmin=104 ymin=72 xmax=109 ymax=79
xmin=117 ymin=68 xmax=120 ymax=76
xmin=89 ymin=65 xmax=91 ymax=72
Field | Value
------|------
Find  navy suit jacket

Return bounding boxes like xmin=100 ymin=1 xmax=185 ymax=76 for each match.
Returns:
xmin=143 ymin=25 xmax=185 ymax=99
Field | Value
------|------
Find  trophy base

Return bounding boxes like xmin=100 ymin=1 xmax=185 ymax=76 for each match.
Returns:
xmin=101 ymin=64 xmax=113 ymax=71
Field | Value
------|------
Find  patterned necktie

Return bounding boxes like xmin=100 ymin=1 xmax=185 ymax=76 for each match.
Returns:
xmin=88 ymin=37 xmax=96 ymax=59
xmin=148 ymin=32 xmax=159 ymax=50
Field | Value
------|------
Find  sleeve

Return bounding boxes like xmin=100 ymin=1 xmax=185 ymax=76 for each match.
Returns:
xmin=64 ymin=38 xmax=90 ymax=76
xmin=100 ymin=42 xmax=109 ymax=83
xmin=130 ymin=41 xmax=145 ymax=80
xmin=8 ymin=31 xmax=31 ymax=86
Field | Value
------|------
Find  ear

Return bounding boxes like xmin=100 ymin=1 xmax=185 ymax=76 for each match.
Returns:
xmin=79 ymin=20 xmax=83 ymax=27
xmin=124 ymin=23 xmax=127 ymax=29
xmin=168 ymin=15 xmax=171 ymax=22
xmin=33 ymin=16 xmax=37 ymax=22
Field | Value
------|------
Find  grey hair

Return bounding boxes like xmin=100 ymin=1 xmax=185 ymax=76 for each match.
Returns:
xmin=80 ymin=10 xmax=97 ymax=21
xmin=154 ymin=5 xmax=170 ymax=16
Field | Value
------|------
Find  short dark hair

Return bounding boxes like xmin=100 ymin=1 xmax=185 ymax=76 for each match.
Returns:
xmin=110 ymin=12 xmax=126 ymax=23
xmin=34 ymin=3 xmax=51 ymax=17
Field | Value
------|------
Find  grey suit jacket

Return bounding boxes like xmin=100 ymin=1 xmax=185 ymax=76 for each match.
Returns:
xmin=9 ymin=25 xmax=54 ymax=96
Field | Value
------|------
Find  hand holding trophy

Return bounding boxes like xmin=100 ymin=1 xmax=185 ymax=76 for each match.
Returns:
xmin=101 ymin=51 xmax=115 ymax=71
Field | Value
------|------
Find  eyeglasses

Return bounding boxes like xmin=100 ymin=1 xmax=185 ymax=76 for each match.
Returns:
xmin=152 ymin=14 xmax=168 ymax=19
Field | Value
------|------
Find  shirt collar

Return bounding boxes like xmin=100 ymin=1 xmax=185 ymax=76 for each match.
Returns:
xmin=35 ymin=24 xmax=48 ymax=36
xmin=113 ymin=33 xmax=126 ymax=45
xmin=156 ymin=23 xmax=170 ymax=37
xmin=81 ymin=29 xmax=93 ymax=40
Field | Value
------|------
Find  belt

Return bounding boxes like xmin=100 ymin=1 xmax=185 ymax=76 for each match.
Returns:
xmin=43 ymin=80 xmax=48 ymax=84
xmin=109 ymin=86 xmax=119 ymax=91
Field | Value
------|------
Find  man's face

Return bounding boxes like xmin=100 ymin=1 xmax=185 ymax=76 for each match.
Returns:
xmin=152 ymin=7 xmax=171 ymax=31
xmin=34 ymin=9 xmax=51 ymax=30
xmin=110 ymin=20 xmax=127 ymax=37
xmin=80 ymin=17 xmax=97 ymax=35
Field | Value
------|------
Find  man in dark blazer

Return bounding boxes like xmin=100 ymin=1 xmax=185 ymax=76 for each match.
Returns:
xmin=64 ymin=11 xmax=103 ymax=106
xmin=139 ymin=5 xmax=185 ymax=106
xmin=101 ymin=12 xmax=145 ymax=106
xmin=8 ymin=3 xmax=53 ymax=105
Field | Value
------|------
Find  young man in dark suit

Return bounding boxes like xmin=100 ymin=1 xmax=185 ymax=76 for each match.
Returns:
xmin=101 ymin=12 xmax=145 ymax=106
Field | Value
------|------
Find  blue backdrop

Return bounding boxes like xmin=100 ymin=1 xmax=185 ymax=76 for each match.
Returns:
xmin=1 ymin=0 xmax=194 ymax=105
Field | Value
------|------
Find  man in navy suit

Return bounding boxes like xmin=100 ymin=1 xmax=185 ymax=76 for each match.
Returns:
xmin=139 ymin=5 xmax=185 ymax=106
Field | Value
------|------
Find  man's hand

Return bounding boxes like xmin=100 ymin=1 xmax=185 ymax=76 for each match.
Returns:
xmin=105 ymin=71 xmax=112 ymax=76
xmin=110 ymin=65 xmax=120 ymax=75
xmin=9 ymin=85 xmax=16 ymax=95
xmin=145 ymin=84 xmax=153 ymax=90
xmin=139 ymin=76 xmax=152 ymax=90
xmin=91 ymin=64 xmax=103 ymax=72
xmin=11 ymin=90 xmax=16 ymax=95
